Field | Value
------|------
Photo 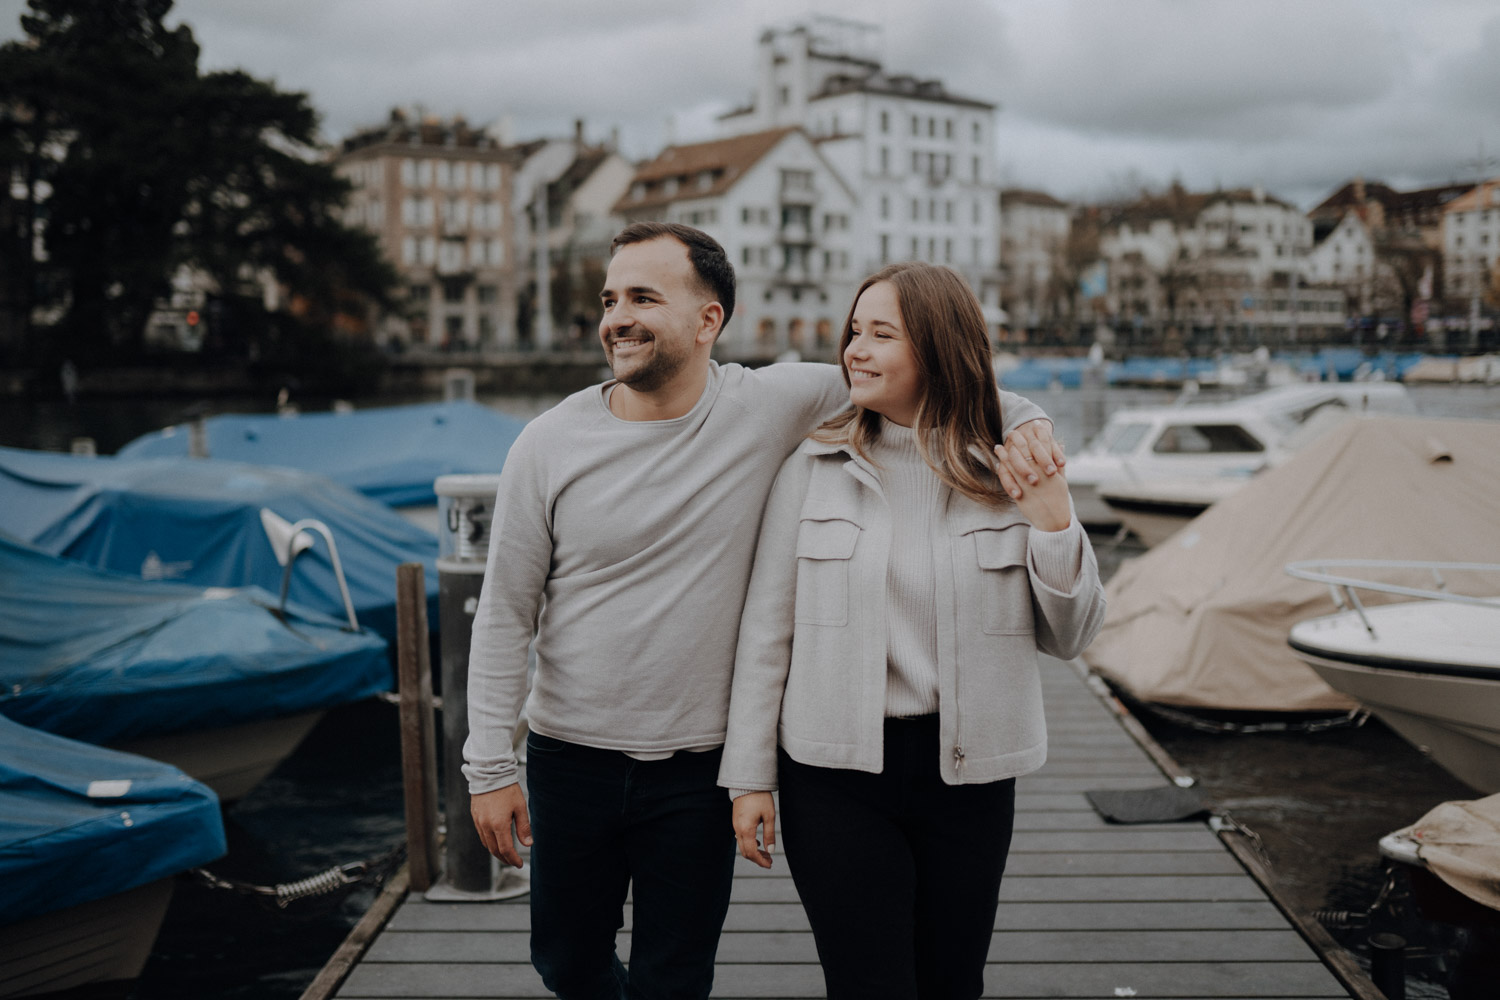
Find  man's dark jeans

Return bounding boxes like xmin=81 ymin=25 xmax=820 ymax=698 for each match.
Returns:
xmin=524 ymin=731 xmax=736 ymax=1000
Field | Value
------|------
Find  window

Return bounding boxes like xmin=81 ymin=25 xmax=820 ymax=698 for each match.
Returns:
xmin=401 ymin=159 xmax=417 ymax=187
xmin=416 ymin=160 xmax=433 ymax=188
xmin=972 ymin=121 xmax=981 ymax=142
xmin=945 ymin=201 xmax=953 ymax=223
xmin=972 ymin=200 xmax=980 ymax=225
xmin=880 ymin=110 xmax=889 ymax=133
xmin=779 ymin=86 xmax=790 ymax=105
xmin=1151 ymin=424 xmax=1264 ymax=455
xmin=401 ymin=237 xmax=417 ymax=264
xmin=944 ymin=238 xmax=952 ymax=263
xmin=910 ymin=237 xmax=918 ymax=258
xmin=477 ymin=284 xmax=497 ymax=304
xmin=880 ymin=147 xmax=889 ymax=173
xmin=972 ymin=156 xmax=980 ymax=182
xmin=743 ymin=246 xmax=752 ymax=266
xmin=972 ymin=237 xmax=981 ymax=262
xmin=911 ymin=199 xmax=919 ymax=221
xmin=436 ymin=161 xmax=451 ymax=189
xmin=402 ymin=198 xmax=418 ymax=226
xmin=912 ymin=150 xmax=920 ymax=173
xmin=443 ymin=279 xmax=466 ymax=303
xmin=880 ymin=234 xmax=890 ymax=262
xmin=880 ymin=196 xmax=889 ymax=220
xmin=911 ymin=115 xmax=919 ymax=136
xmin=927 ymin=117 xmax=935 ymax=137
xmin=742 ymin=207 xmax=751 ymax=224
xmin=485 ymin=164 xmax=501 ymax=190
xmin=944 ymin=119 xmax=953 ymax=139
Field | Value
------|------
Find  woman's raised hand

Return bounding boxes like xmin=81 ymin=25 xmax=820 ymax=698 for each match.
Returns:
xmin=993 ymin=440 xmax=1073 ymax=533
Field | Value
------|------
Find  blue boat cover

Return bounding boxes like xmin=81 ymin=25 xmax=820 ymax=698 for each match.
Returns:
xmin=0 ymin=715 xmax=226 ymax=924
xmin=0 ymin=534 xmax=390 ymax=744
xmin=118 ymin=400 xmax=527 ymax=507
xmin=0 ymin=447 xmax=438 ymax=642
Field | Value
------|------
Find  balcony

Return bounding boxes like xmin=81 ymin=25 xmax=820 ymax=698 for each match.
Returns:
xmin=779 ymin=182 xmax=817 ymax=206
xmin=777 ymin=222 xmax=812 ymax=245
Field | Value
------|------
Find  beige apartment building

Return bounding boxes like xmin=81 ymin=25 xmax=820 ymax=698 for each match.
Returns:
xmin=336 ymin=109 xmax=518 ymax=348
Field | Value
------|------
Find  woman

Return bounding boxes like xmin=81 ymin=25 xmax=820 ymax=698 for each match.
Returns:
xmin=718 ymin=262 xmax=1107 ymax=999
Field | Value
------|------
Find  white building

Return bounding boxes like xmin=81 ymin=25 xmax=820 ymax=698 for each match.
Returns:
xmin=716 ymin=21 xmax=1003 ymax=325
xmin=1303 ymin=210 xmax=1375 ymax=313
xmin=1097 ymin=185 xmax=1345 ymax=345
xmin=614 ymin=127 xmax=858 ymax=356
xmin=535 ymin=146 xmax=636 ymax=348
xmin=999 ymin=188 xmax=1071 ymax=330
xmin=1442 ymin=178 xmax=1500 ymax=302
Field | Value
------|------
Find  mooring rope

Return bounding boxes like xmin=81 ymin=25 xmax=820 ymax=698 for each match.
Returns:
xmin=186 ymin=843 xmax=406 ymax=911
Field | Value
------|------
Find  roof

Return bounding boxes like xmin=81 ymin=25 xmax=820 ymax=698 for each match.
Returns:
xmin=1002 ymin=188 xmax=1069 ymax=210
xmin=1103 ymin=184 xmax=1295 ymax=232
xmin=1310 ymin=179 xmax=1474 ymax=227
xmin=1442 ymin=178 xmax=1500 ymax=213
xmin=340 ymin=108 xmax=506 ymax=157
xmin=613 ymin=127 xmax=800 ymax=213
xmin=811 ymin=69 xmax=994 ymax=110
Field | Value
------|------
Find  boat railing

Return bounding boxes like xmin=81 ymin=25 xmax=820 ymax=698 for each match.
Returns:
xmin=276 ymin=518 xmax=360 ymax=631
xmin=1284 ymin=559 xmax=1500 ymax=637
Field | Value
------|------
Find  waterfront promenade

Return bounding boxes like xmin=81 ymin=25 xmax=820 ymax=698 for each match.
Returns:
xmin=326 ymin=653 xmax=1368 ymax=999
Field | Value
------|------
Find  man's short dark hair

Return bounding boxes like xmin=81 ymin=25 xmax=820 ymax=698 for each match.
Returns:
xmin=611 ymin=222 xmax=736 ymax=335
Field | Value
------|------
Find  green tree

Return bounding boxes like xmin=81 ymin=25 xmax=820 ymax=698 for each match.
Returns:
xmin=0 ymin=0 xmax=394 ymax=365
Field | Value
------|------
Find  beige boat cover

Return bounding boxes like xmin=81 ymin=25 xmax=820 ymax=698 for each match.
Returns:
xmin=1396 ymin=793 xmax=1500 ymax=911
xmin=1085 ymin=416 xmax=1500 ymax=711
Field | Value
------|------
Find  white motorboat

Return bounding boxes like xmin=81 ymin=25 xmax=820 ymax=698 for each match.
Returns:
xmin=1069 ymin=382 xmax=1415 ymax=527
xmin=1285 ymin=560 xmax=1500 ymax=793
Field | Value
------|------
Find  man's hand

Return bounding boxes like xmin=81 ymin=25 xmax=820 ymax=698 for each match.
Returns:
xmin=732 ymin=792 xmax=776 ymax=869
xmin=471 ymin=784 xmax=532 ymax=869
xmin=998 ymin=418 xmax=1066 ymax=500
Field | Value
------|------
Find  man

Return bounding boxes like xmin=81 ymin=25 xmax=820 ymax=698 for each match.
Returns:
xmin=465 ymin=222 xmax=1063 ymax=999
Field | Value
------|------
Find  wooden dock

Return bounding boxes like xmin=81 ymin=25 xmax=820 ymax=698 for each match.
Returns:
xmin=327 ymin=655 xmax=1367 ymax=998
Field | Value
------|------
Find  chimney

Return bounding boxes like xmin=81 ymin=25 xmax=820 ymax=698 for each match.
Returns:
xmin=574 ymin=118 xmax=585 ymax=146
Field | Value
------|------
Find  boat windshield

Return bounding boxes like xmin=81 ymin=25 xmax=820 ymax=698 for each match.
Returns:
xmin=1093 ymin=421 xmax=1151 ymax=456
xmin=1150 ymin=423 xmax=1265 ymax=454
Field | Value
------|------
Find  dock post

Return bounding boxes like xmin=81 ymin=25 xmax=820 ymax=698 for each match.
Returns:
xmin=1367 ymin=933 xmax=1406 ymax=1000
xmin=427 ymin=474 xmax=528 ymax=901
xmin=395 ymin=562 xmax=440 ymax=893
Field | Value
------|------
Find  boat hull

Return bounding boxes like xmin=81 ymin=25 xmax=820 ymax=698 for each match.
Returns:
xmin=111 ymin=710 xmax=324 ymax=803
xmin=0 ymin=878 xmax=174 ymax=998
xmin=1290 ymin=602 xmax=1500 ymax=793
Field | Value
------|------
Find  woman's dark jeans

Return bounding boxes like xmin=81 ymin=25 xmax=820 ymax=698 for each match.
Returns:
xmin=778 ymin=715 xmax=1018 ymax=1000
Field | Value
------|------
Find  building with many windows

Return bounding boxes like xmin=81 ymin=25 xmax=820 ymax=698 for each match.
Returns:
xmin=614 ymin=127 xmax=857 ymax=355
xmin=1096 ymin=184 xmax=1346 ymax=348
xmin=715 ymin=21 xmax=1004 ymax=331
xmin=1441 ymin=178 xmax=1500 ymax=303
xmin=336 ymin=109 xmax=516 ymax=348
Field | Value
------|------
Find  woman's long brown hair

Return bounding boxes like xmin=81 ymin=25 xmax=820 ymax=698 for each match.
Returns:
xmin=813 ymin=262 xmax=1012 ymax=509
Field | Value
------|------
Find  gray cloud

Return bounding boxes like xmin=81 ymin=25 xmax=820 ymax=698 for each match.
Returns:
xmin=1 ymin=0 xmax=1495 ymax=208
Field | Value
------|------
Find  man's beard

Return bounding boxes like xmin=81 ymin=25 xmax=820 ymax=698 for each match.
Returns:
xmin=607 ymin=331 xmax=691 ymax=393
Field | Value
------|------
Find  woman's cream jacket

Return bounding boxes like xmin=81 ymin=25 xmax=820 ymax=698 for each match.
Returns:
xmin=718 ymin=434 xmax=1107 ymax=790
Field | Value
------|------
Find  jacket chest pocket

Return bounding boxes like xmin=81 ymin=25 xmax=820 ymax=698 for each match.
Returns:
xmin=794 ymin=518 xmax=860 ymax=626
xmin=971 ymin=527 xmax=1034 ymax=635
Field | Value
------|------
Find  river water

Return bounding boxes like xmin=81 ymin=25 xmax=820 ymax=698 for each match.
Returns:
xmin=4 ymin=379 xmax=1499 ymax=998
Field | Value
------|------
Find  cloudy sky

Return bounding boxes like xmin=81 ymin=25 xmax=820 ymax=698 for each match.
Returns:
xmin=4 ymin=0 xmax=1497 ymax=209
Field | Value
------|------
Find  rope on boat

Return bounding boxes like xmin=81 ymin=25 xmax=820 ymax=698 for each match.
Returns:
xmin=186 ymin=843 xmax=406 ymax=911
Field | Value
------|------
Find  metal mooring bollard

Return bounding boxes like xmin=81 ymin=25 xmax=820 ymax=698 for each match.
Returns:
xmin=425 ymin=473 xmax=529 ymax=902
xmin=1367 ymin=932 xmax=1406 ymax=1000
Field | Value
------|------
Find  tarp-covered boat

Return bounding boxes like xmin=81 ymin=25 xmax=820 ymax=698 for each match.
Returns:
xmin=1086 ymin=417 xmax=1500 ymax=712
xmin=0 ymin=534 xmax=391 ymax=798
xmin=0 ymin=446 xmax=438 ymax=642
xmin=117 ymin=400 xmax=527 ymax=507
xmin=0 ymin=716 xmax=226 ymax=996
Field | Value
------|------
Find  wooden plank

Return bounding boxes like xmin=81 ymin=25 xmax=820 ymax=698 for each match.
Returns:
xmin=722 ymin=873 xmax=1265 ymax=904
xmin=1004 ymin=851 xmax=1244 ymax=876
xmin=1016 ymin=775 xmax=1176 ymax=793
xmin=363 ymin=927 xmax=1315 ymax=967
xmin=1009 ymin=828 xmax=1224 ymax=852
xmin=337 ymin=960 xmax=1347 ymax=999
xmin=981 ymin=961 xmax=1348 ymax=997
